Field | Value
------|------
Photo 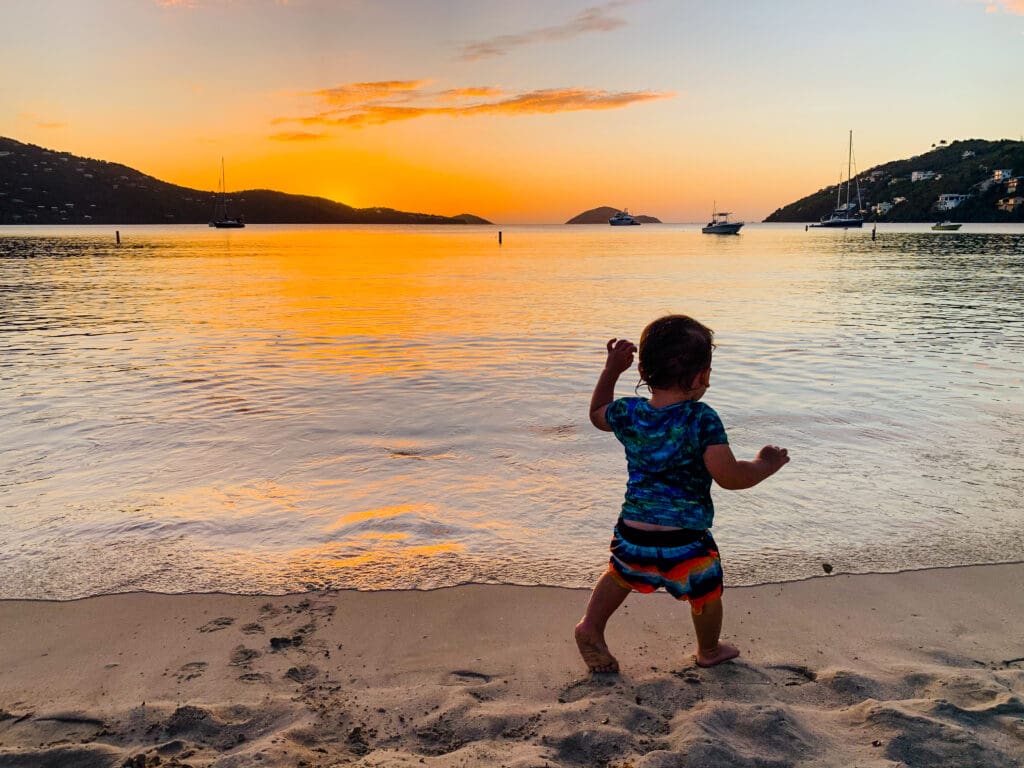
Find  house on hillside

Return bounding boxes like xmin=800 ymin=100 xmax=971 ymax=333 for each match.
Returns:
xmin=1006 ymin=177 xmax=1020 ymax=195
xmin=911 ymin=170 xmax=937 ymax=182
xmin=993 ymin=169 xmax=1014 ymax=182
xmin=997 ymin=196 xmax=1023 ymax=212
xmin=873 ymin=201 xmax=894 ymax=215
xmin=961 ymin=150 xmax=976 ymax=159
xmin=935 ymin=193 xmax=971 ymax=211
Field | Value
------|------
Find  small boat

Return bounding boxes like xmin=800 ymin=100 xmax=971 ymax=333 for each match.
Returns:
xmin=209 ymin=157 xmax=245 ymax=228
xmin=810 ymin=130 xmax=864 ymax=229
xmin=931 ymin=221 xmax=962 ymax=231
xmin=701 ymin=205 xmax=743 ymax=235
xmin=609 ymin=209 xmax=641 ymax=226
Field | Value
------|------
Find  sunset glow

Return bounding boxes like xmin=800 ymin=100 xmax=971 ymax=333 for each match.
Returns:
xmin=2 ymin=0 xmax=1022 ymax=222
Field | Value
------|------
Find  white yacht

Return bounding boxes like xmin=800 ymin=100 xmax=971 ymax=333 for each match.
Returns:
xmin=609 ymin=209 xmax=641 ymax=226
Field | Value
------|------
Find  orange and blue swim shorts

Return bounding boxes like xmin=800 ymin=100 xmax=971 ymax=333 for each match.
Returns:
xmin=608 ymin=517 xmax=724 ymax=613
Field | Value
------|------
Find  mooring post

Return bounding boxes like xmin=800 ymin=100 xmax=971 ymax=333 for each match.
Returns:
xmin=498 ymin=230 xmax=503 ymax=245
xmin=116 ymin=230 xmax=120 ymax=244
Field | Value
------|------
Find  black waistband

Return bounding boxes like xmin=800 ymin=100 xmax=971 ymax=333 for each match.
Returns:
xmin=615 ymin=518 xmax=707 ymax=547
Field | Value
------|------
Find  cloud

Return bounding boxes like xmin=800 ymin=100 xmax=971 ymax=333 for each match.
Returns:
xmin=269 ymin=130 xmax=329 ymax=142
xmin=438 ymin=87 xmax=506 ymax=101
xmin=276 ymin=83 xmax=674 ymax=130
xmin=311 ymin=80 xmax=431 ymax=107
xmin=154 ymin=0 xmax=292 ymax=7
xmin=980 ymin=0 xmax=1024 ymax=13
xmin=456 ymin=1 xmax=634 ymax=61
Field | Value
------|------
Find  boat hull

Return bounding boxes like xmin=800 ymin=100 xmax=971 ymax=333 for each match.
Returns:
xmin=932 ymin=224 xmax=962 ymax=231
xmin=810 ymin=218 xmax=864 ymax=229
xmin=211 ymin=220 xmax=245 ymax=228
xmin=701 ymin=223 xmax=743 ymax=235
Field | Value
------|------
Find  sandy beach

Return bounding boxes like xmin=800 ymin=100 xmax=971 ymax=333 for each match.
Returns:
xmin=1 ymin=564 xmax=1022 ymax=767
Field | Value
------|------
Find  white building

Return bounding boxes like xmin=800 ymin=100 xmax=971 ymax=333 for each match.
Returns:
xmin=873 ymin=201 xmax=894 ymax=215
xmin=961 ymin=150 xmax=976 ymax=159
xmin=935 ymin=193 xmax=970 ymax=211
xmin=997 ymin=197 xmax=1023 ymax=212
xmin=912 ymin=170 xmax=937 ymax=182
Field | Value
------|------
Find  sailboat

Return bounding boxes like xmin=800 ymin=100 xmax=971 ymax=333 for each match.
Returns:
xmin=810 ymin=131 xmax=864 ymax=229
xmin=209 ymin=157 xmax=245 ymax=228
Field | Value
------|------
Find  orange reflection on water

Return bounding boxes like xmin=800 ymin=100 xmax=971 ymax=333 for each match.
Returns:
xmin=322 ymin=502 xmax=435 ymax=531
xmin=163 ymin=227 xmax=562 ymax=383
xmin=161 ymin=480 xmax=309 ymax=519
xmin=312 ymin=542 xmax=463 ymax=570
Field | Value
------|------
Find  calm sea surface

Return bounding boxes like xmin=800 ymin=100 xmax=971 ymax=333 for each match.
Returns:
xmin=1 ymin=223 xmax=1022 ymax=599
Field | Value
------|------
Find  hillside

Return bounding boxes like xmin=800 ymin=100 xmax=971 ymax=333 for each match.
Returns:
xmin=0 ymin=137 xmax=492 ymax=225
xmin=566 ymin=206 xmax=662 ymax=224
xmin=765 ymin=139 xmax=1024 ymax=223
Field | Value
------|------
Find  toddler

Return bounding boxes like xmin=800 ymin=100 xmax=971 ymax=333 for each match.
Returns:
xmin=575 ymin=314 xmax=789 ymax=672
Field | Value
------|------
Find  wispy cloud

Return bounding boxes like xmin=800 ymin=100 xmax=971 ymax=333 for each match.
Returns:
xmin=456 ymin=1 xmax=634 ymax=61
xmin=980 ymin=0 xmax=1024 ymax=13
xmin=18 ymin=112 xmax=67 ymax=130
xmin=312 ymin=80 xmax=431 ymax=107
xmin=272 ymin=80 xmax=673 ymax=133
xmin=269 ymin=130 xmax=329 ymax=142
xmin=438 ymin=87 xmax=506 ymax=101
xmin=154 ymin=0 xmax=292 ymax=7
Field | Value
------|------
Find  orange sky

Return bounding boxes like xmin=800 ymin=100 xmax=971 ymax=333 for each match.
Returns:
xmin=2 ymin=0 xmax=1023 ymax=222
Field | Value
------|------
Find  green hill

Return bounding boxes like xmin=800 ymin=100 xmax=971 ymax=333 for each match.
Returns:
xmin=0 ymin=137 xmax=492 ymax=225
xmin=764 ymin=139 xmax=1024 ymax=223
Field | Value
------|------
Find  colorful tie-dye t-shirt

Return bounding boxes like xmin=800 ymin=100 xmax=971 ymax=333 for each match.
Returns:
xmin=604 ymin=398 xmax=729 ymax=529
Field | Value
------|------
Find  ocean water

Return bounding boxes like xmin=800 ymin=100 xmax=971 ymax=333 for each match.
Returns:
xmin=1 ymin=223 xmax=1022 ymax=600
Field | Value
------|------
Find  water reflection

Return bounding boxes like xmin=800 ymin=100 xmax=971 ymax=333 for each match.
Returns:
xmin=1 ymin=224 xmax=1022 ymax=598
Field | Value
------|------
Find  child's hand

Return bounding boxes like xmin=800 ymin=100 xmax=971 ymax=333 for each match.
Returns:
xmin=757 ymin=445 xmax=790 ymax=474
xmin=605 ymin=338 xmax=637 ymax=375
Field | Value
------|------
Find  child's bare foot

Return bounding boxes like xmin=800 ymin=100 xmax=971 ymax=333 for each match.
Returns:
xmin=695 ymin=641 xmax=740 ymax=667
xmin=574 ymin=623 xmax=619 ymax=673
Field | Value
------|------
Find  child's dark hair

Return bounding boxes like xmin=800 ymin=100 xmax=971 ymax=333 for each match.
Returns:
xmin=638 ymin=314 xmax=715 ymax=391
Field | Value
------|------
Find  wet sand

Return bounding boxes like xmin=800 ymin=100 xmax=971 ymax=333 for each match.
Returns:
xmin=1 ymin=564 xmax=1022 ymax=767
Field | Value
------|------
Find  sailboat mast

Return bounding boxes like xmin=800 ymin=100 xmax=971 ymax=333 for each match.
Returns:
xmin=846 ymin=130 xmax=853 ymax=211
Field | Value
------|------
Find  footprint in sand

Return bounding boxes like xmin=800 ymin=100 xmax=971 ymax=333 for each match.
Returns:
xmin=285 ymin=665 xmax=319 ymax=683
xmin=174 ymin=662 xmax=207 ymax=682
xmin=238 ymin=672 xmax=271 ymax=684
xmin=269 ymin=634 xmax=304 ymax=651
xmin=197 ymin=617 xmax=235 ymax=633
xmin=767 ymin=663 xmax=818 ymax=686
xmin=229 ymin=646 xmax=261 ymax=667
xmin=240 ymin=623 xmax=264 ymax=635
xmin=446 ymin=670 xmax=493 ymax=687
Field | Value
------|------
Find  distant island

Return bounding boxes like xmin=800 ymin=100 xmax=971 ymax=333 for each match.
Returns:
xmin=765 ymin=139 xmax=1024 ymax=223
xmin=0 ymin=137 xmax=492 ymax=226
xmin=566 ymin=206 xmax=662 ymax=224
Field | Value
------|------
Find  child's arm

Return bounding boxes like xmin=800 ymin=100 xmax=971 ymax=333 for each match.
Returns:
xmin=704 ymin=443 xmax=789 ymax=490
xmin=589 ymin=338 xmax=636 ymax=432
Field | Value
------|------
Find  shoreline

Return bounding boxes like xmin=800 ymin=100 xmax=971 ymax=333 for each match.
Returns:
xmin=5 ymin=558 xmax=1024 ymax=605
xmin=2 ymin=564 xmax=1022 ymax=767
